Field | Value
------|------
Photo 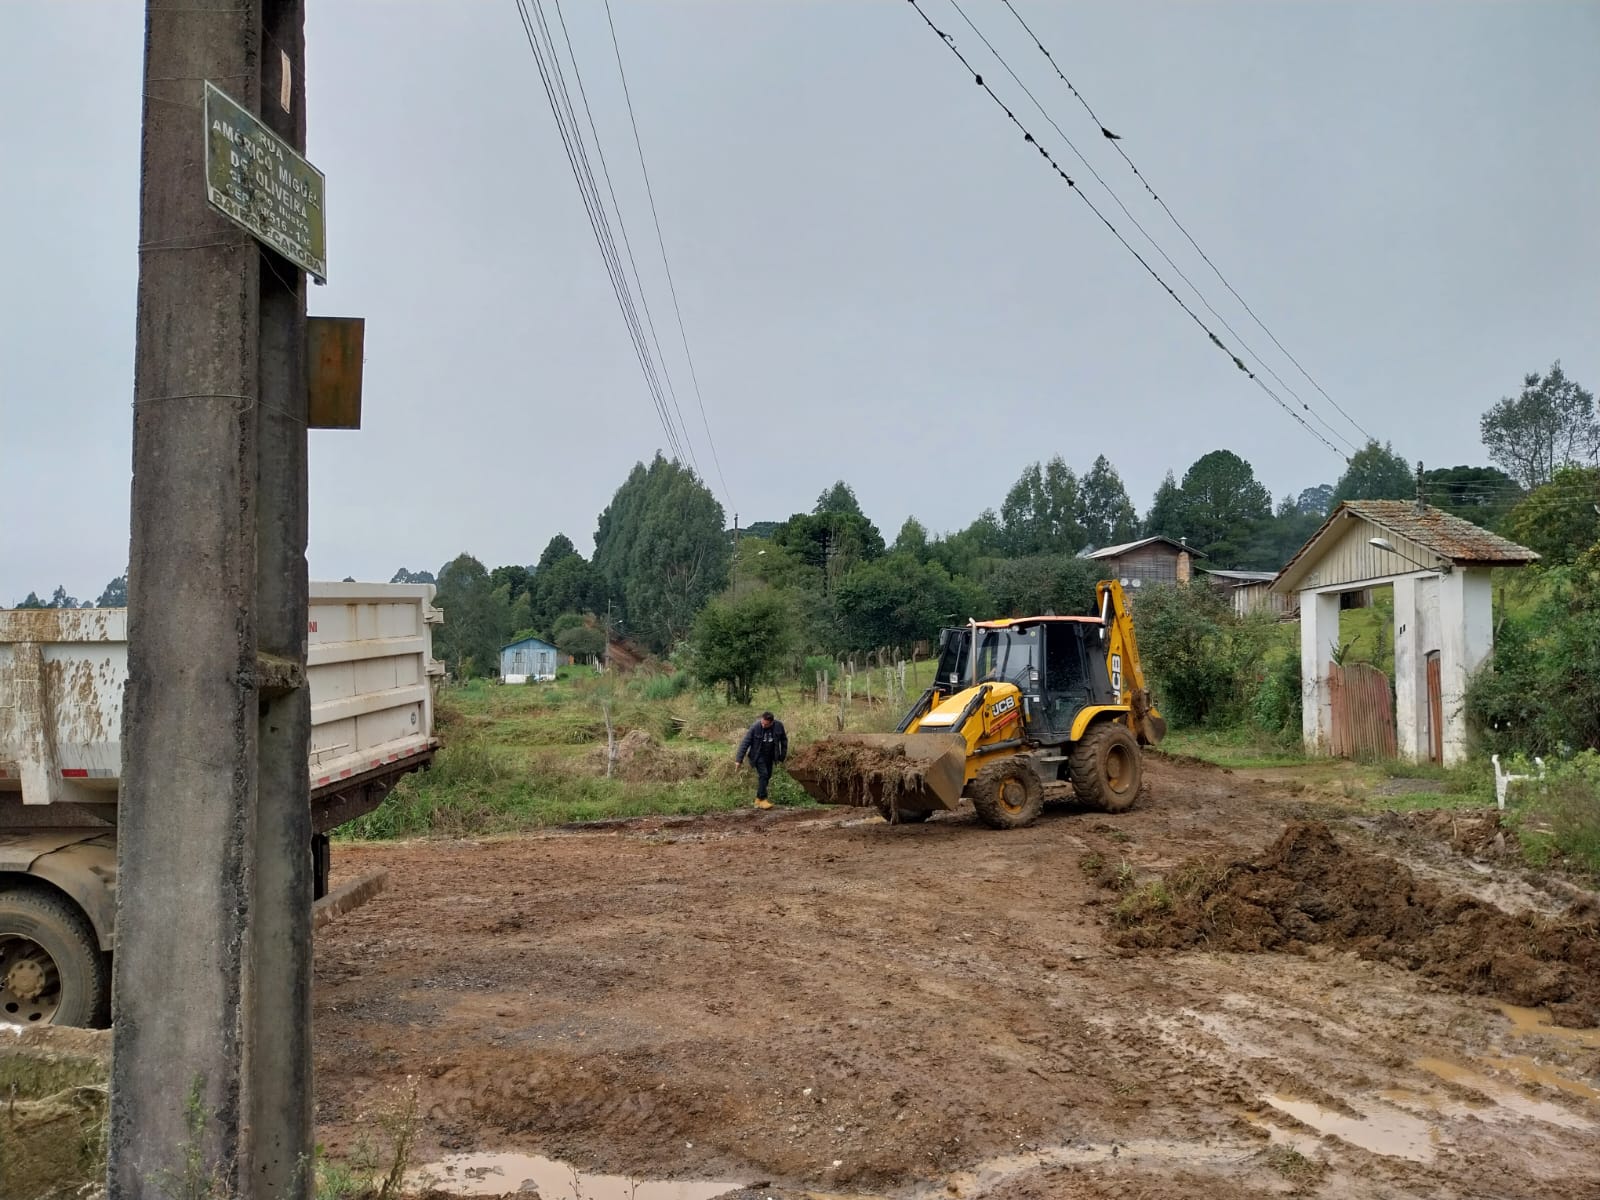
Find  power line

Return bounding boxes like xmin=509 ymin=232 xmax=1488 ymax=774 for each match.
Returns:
xmin=996 ymin=0 xmax=1376 ymax=447
xmin=548 ymin=0 xmax=699 ymax=474
xmin=904 ymin=0 xmax=1347 ymax=459
xmin=945 ymin=0 xmax=1360 ymax=456
xmin=601 ymin=0 xmax=735 ymax=511
xmin=512 ymin=0 xmax=693 ymax=463
xmin=527 ymin=0 xmax=692 ymax=466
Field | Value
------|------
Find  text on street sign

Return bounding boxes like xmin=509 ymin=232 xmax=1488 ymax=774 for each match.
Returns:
xmin=203 ymin=81 xmax=326 ymax=282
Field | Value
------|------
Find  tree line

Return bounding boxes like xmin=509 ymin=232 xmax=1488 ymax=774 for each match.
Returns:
xmin=9 ymin=361 xmax=1596 ymax=698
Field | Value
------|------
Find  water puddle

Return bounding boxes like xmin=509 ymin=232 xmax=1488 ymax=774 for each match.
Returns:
xmin=1416 ymin=1057 xmax=1596 ymax=1129
xmin=1497 ymin=1004 xmax=1600 ymax=1050
xmin=411 ymin=1152 xmax=741 ymax=1200
xmin=1262 ymin=1094 xmax=1436 ymax=1162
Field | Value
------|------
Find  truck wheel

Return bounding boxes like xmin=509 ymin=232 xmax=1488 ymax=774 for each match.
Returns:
xmin=873 ymin=799 xmax=932 ymax=824
xmin=971 ymin=758 xmax=1044 ymax=830
xmin=0 ymin=888 xmax=110 ymax=1028
xmin=1069 ymin=722 xmax=1143 ymax=813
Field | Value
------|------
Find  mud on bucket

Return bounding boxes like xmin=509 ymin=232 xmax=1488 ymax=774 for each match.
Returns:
xmin=787 ymin=732 xmax=967 ymax=814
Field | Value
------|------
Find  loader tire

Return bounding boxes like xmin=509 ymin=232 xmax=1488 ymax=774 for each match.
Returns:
xmin=971 ymin=758 xmax=1044 ymax=830
xmin=1069 ymin=721 xmax=1143 ymax=813
xmin=0 ymin=887 xmax=110 ymax=1028
xmin=874 ymin=799 xmax=932 ymax=824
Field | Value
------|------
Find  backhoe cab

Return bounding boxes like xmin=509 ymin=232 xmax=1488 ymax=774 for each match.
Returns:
xmin=789 ymin=580 xmax=1165 ymax=829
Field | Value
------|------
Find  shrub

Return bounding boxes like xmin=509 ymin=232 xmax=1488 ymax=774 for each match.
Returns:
xmin=1135 ymin=583 xmax=1275 ymax=726
xmin=1497 ymin=750 xmax=1600 ymax=875
xmin=1252 ymin=650 xmax=1302 ymax=737
xmin=688 ymin=590 xmax=796 ymax=705
xmin=802 ymin=655 xmax=835 ymax=685
xmin=1468 ymin=546 xmax=1600 ymax=755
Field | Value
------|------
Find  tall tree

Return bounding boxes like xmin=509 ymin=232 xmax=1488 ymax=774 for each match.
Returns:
xmin=1143 ymin=471 xmax=1185 ymax=539
xmin=983 ymin=555 xmax=1098 ymax=617
xmin=530 ymin=553 xmax=604 ymax=632
xmin=432 ymin=553 xmax=510 ymax=677
xmin=1174 ymin=450 xmax=1272 ymax=562
xmin=15 ymin=592 xmax=48 ymax=609
xmin=927 ymin=510 xmax=1004 ymax=578
xmin=1295 ymin=484 xmax=1334 ymax=517
xmin=1481 ymin=361 xmax=1599 ymax=490
xmin=893 ymin=516 xmax=930 ymax=561
xmin=1506 ymin=466 xmax=1600 ymax=566
xmin=815 ymin=481 xmax=867 ymax=519
xmin=772 ymin=509 xmax=884 ymax=584
xmin=1000 ymin=457 xmax=1082 ymax=556
xmin=490 ymin=564 xmax=532 ymax=603
xmin=535 ymin=534 xmax=578 ymax=573
xmin=1077 ymin=455 xmax=1139 ymax=548
xmin=389 ymin=567 xmax=436 ymax=585
xmin=833 ymin=555 xmax=989 ymax=653
xmin=1333 ymin=440 xmax=1415 ymax=504
xmin=593 ymin=455 xmax=731 ymax=652
xmin=96 ymin=575 xmax=129 ymax=607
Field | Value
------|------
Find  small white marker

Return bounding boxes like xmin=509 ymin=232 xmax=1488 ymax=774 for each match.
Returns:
xmin=280 ymin=49 xmax=292 ymax=112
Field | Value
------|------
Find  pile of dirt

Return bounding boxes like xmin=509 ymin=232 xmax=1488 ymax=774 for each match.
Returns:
xmin=1367 ymin=807 xmax=1521 ymax=860
xmin=587 ymin=729 xmax=703 ymax=783
xmin=1116 ymin=821 xmax=1600 ymax=1026
xmin=786 ymin=736 xmax=928 ymax=808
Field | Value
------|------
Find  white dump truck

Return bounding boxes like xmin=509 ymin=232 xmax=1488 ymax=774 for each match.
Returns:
xmin=0 ymin=581 xmax=442 ymax=1026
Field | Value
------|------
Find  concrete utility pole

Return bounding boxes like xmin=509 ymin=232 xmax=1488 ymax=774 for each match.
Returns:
xmin=112 ymin=2 xmax=313 ymax=1196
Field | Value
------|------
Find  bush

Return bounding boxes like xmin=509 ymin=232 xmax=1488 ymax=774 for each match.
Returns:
xmin=1497 ymin=750 xmax=1600 ymax=875
xmin=802 ymin=654 xmax=835 ymax=685
xmin=1468 ymin=547 xmax=1600 ymax=755
xmin=1252 ymin=650 xmax=1302 ymax=737
xmin=1134 ymin=583 xmax=1275 ymax=726
xmin=688 ymin=590 xmax=796 ymax=705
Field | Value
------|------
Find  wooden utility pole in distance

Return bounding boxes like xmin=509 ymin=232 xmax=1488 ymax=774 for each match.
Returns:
xmin=113 ymin=2 xmax=314 ymax=1196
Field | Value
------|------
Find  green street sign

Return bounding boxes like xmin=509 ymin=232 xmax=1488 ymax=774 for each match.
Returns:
xmin=204 ymin=81 xmax=326 ymax=283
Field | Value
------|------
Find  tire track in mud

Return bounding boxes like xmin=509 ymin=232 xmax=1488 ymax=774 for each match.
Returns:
xmin=313 ymin=759 xmax=1600 ymax=1199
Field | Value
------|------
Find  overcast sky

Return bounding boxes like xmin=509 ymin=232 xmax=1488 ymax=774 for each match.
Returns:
xmin=3 ymin=1 xmax=1597 ymax=603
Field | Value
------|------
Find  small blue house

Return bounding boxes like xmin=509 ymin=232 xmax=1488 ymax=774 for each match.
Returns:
xmin=500 ymin=635 xmax=559 ymax=682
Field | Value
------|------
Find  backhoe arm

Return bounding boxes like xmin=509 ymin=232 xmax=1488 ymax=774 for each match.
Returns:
xmin=1096 ymin=580 xmax=1166 ymax=745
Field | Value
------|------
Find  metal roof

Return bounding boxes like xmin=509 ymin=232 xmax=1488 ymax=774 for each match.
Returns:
xmin=1202 ymin=569 xmax=1278 ymax=584
xmin=1274 ymin=501 xmax=1538 ymax=593
xmin=500 ymin=634 xmax=559 ymax=653
xmin=1083 ymin=535 xmax=1205 ymax=560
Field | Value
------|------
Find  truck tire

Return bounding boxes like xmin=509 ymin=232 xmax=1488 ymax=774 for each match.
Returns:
xmin=970 ymin=758 xmax=1044 ymax=830
xmin=1069 ymin=721 xmax=1143 ymax=813
xmin=874 ymin=799 xmax=933 ymax=824
xmin=0 ymin=888 xmax=110 ymax=1028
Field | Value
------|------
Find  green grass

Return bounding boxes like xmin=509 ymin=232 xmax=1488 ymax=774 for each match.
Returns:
xmin=342 ymin=665 xmax=922 ymax=839
xmin=1159 ymin=725 xmax=1311 ymax=770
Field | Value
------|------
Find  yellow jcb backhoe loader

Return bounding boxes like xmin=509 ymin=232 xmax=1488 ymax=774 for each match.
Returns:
xmin=788 ymin=580 xmax=1165 ymax=829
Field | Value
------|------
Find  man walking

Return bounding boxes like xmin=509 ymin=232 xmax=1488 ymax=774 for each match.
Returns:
xmin=734 ymin=711 xmax=788 ymax=810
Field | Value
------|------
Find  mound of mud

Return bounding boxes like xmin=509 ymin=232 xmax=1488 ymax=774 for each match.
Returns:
xmin=1118 ymin=821 xmax=1600 ymax=1026
xmin=786 ymin=737 xmax=927 ymax=808
xmin=587 ymin=729 xmax=703 ymax=783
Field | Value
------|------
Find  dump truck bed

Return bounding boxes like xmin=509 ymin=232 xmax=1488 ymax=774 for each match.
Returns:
xmin=0 ymin=582 xmax=443 ymax=817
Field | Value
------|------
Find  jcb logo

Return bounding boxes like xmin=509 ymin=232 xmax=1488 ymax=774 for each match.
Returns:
xmin=1111 ymin=654 xmax=1123 ymax=696
xmin=991 ymin=696 xmax=1018 ymax=717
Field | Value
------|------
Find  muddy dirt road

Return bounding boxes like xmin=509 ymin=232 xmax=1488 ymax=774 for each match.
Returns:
xmin=314 ymin=757 xmax=1600 ymax=1199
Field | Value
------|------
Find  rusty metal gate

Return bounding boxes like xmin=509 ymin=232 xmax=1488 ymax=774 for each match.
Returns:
xmin=1329 ymin=661 xmax=1397 ymax=760
xmin=1426 ymin=651 xmax=1443 ymax=764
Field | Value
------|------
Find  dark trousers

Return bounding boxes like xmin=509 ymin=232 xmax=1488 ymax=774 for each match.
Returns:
xmin=753 ymin=758 xmax=774 ymax=800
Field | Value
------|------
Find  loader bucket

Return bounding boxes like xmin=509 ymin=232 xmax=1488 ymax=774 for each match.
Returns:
xmin=787 ymin=732 xmax=968 ymax=815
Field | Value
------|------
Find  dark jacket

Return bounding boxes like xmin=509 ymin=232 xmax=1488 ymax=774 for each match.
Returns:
xmin=736 ymin=719 xmax=788 ymax=765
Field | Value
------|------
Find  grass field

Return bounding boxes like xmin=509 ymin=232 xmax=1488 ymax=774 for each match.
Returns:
xmin=344 ymin=661 xmax=942 ymax=839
